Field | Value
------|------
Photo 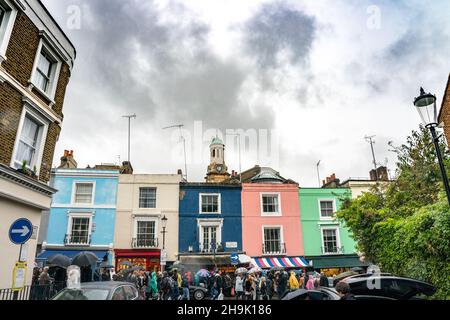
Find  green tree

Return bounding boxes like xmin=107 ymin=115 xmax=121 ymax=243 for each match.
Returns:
xmin=337 ymin=125 xmax=450 ymax=299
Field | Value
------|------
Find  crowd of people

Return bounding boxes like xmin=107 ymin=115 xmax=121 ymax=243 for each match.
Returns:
xmin=110 ymin=267 xmax=336 ymax=300
xmin=234 ymin=270 xmax=331 ymax=300
xmin=31 ymin=263 xmax=354 ymax=300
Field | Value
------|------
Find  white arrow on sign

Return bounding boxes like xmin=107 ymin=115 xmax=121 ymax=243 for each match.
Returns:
xmin=11 ymin=226 xmax=30 ymax=237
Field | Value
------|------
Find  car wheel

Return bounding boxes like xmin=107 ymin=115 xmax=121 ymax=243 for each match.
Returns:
xmin=194 ymin=290 xmax=205 ymax=300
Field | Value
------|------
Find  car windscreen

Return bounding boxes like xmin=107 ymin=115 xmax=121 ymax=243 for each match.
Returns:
xmin=53 ymin=288 xmax=110 ymax=300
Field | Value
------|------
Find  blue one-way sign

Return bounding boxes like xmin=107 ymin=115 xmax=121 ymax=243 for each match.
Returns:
xmin=230 ymin=253 xmax=239 ymax=265
xmin=9 ymin=218 xmax=33 ymax=245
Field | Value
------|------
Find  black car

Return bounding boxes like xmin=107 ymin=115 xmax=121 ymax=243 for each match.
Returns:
xmin=282 ymin=288 xmax=340 ymax=300
xmin=189 ymin=285 xmax=209 ymax=300
xmin=52 ymin=281 xmax=141 ymax=300
xmin=342 ymin=274 xmax=436 ymax=300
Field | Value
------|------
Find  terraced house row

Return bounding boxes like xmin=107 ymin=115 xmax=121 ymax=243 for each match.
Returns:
xmin=37 ymin=138 xmax=390 ymax=278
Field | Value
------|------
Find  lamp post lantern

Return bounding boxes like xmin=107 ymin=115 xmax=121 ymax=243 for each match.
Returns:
xmin=414 ymin=87 xmax=450 ymax=206
xmin=160 ymin=215 xmax=168 ymax=271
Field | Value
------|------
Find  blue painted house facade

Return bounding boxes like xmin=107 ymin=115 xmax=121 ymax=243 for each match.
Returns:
xmin=37 ymin=168 xmax=119 ymax=266
xmin=178 ymin=183 xmax=243 ymax=270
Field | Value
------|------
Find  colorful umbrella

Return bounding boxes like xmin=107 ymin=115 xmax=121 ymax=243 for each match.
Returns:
xmin=196 ymin=269 xmax=210 ymax=277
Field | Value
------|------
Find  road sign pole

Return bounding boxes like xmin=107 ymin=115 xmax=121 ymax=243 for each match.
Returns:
xmin=12 ymin=244 xmax=23 ymax=300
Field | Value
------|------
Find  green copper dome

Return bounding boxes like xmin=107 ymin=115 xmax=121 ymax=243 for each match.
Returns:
xmin=210 ymin=136 xmax=224 ymax=146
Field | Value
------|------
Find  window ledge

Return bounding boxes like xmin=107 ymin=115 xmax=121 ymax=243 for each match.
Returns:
xmin=27 ymin=81 xmax=56 ymax=105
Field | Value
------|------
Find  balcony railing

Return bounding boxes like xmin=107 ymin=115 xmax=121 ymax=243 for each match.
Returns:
xmin=262 ymin=242 xmax=286 ymax=255
xmin=131 ymin=237 xmax=159 ymax=249
xmin=321 ymin=246 xmax=345 ymax=255
xmin=198 ymin=242 xmax=224 ymax=253
xmin=64 ymin=234 xmax=91 ymax=246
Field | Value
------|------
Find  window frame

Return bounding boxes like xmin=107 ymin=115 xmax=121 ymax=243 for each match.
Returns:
xmin=66 ymin=212 xmax=93 ymax=246
xmin=320 ymin=227 xmax=342 ymax=255
xmin=0 ymin=0 xmax=18 ymax=63
xmin=30 ymin=39 xmax=62 ymax=101
xmin=260 ymin=193 xmax=282 ymax=216
xmin=318 ymin=198 xmax=336 ymax=220
xmin=197 ymin=218 xmax=223 ymax=252
xmin=133 ymin=216 xmax=158 ymax=245
xmin=71 ymin=181 xmax=96 ymax=206
xmin=10 ymin=105 xmax=49 ymax=174
xmin=138 ymin=187 xmax=157 ymax=209
xmin=261 ymin=225 xmax=284 ymax=255
xmin=199 ymin=193 xmax=221 ymax=214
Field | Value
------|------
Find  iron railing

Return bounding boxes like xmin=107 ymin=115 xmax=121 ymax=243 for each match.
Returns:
xmin=199 ymin=242 xmax=224 ymax=253
xmin=321 ymin=246 xmax=345 ymax=255
xmin=0 ymin=281 xmax=66 ymax=300
xmin=262 ymin=242 xmax=286 ymax=255
xmin=64 ymin=234 xmax=91 ymax=246
xmin=131 ymin=237 xmax=158 ymax=248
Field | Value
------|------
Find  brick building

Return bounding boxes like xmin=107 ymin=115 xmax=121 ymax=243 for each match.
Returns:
xmin=0 ymin=0 xmax=75 ymax=290
xmin=438 ymin=74 xmax=450 ymax=144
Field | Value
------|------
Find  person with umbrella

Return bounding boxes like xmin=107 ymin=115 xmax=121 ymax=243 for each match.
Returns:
xmin=235 ymin=272 xmax=244 ymax=300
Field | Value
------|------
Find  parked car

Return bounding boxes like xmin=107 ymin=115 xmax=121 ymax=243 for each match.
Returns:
xmin=189 ymin=285 xmax=209 ymax=300
xmin=52 ymin=282 xmax=141 ymax=300
xmin=282 ymin=288 xmax=340 ymax=300
xmin=342 ymin=274 xmax=436 ymax=300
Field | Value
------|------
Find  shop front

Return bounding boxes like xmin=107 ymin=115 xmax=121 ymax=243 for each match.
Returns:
xmin=178 ymin=253 xmax=251 ymax=273
xmin=305 ymin=254 xmax=369 ymax=276
xmin=114 ymin=249 xmax=160 ymax=272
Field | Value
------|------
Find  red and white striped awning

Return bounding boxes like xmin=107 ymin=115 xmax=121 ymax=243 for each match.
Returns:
xmin=251 ymin=256 xmax=312 ymax=269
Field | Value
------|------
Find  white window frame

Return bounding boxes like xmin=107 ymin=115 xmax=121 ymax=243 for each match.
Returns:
xmin=10 ymin=104 xmax=49 ymax=175
xmin=71 ymin=181 xmax=96 ymax=206
xmin=260 ymin=193 xmax=282 ymax=216
xmin=66 ymin=212 xmax=93 ymax=246
xmin=318 ymin=198 xmax=336 ymax=220
xmin=261 ymin=225 xmax=284 ymax=255
xmin=199 ymin=193 xmax=221 ymax=214
xmin=197 ymin=218 xmax=223 ymax=251
xmin=133 ymin=216 xmax=159 ymax=240
xmin=29 ymin=39 xmax=62 ymax=101
xmin=320 ymin=227 xmax=342 ymax=255
xmin=138 ymin=187 xmax=157 ymax=209
xmin=0 ymin=0 xmax=18 ymax=63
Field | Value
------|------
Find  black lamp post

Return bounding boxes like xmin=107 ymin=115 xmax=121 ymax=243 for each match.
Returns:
xmin=160 ymin=215 xmax=168 ymax=271
xmin=414 ymin=87 xmax=450 ymax=206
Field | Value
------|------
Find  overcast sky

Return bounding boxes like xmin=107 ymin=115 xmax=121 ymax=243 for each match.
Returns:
xmin=42 ymin=0 xmax=450 ymax=186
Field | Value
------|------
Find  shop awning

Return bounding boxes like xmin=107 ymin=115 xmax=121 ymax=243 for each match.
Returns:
xmin=36 ymin=249 xmax=108 ymax=261
xmin=251 ymin=257 xmax=311 ymax=269
xmin=305 ymin=254 xmax=368 ymax=269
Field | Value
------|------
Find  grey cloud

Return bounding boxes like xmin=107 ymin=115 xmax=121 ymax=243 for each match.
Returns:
xmin=244 ymin=2 xmax=316 ymax=67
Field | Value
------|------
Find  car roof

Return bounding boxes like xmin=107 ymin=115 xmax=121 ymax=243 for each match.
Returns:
xmin=66 ymin=281 xmax=133 ymax=289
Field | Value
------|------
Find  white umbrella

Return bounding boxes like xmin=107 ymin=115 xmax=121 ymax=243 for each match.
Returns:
xmin=235 ymin=267 xmax=248 ymax=274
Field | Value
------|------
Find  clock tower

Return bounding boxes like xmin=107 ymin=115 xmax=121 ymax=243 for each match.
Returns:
xmin=205 ymin=136 xmax=230 ymax=183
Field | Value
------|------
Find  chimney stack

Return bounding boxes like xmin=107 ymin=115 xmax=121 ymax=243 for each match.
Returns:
xmin=120 ymin=161 xmax=133 ymax=174
xmin=322 ymin=173 xmax=340 ymax=188
xmin=370 ymin=166 xmax=389 ymax=181
xmin=58 ymin=150 xmax=77 ymax=168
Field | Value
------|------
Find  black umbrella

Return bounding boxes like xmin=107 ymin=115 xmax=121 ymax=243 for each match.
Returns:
xmin=71 ymin=251 xmax=99 ymax=267
xmin=270 ymin=266 xmax=284 ymax=272
xmin=47 ymin=254 xmax=71 ymax=268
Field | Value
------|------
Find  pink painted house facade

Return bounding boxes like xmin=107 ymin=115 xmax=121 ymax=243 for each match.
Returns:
xmin=239 ymin=167 xmax=308 ymax=269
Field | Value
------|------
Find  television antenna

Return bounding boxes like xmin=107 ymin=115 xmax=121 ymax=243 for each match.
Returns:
xmin=163 ymin=124 xmax=187 ymax=181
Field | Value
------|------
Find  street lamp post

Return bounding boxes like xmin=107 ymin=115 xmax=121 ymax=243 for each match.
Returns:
xmin=160 ymin=215 xmax=168 ymax=272
xmin=414 ymin=87 xmax=450 ymax=206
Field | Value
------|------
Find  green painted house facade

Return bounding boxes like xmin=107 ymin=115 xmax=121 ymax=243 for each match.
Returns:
xmin=299 ymin=188 xmax=367 ymax=274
